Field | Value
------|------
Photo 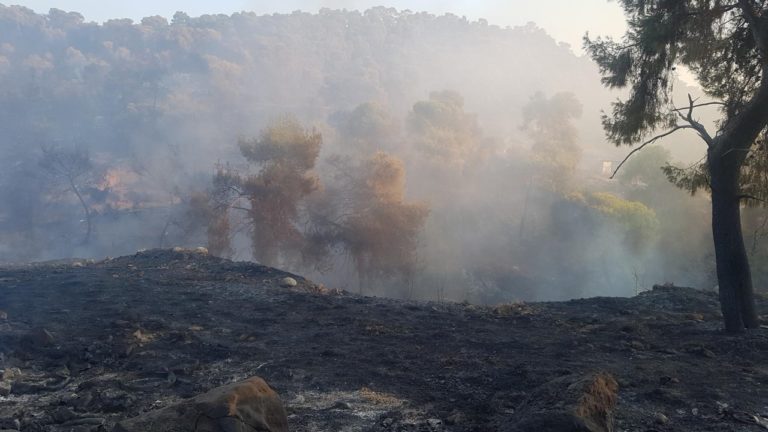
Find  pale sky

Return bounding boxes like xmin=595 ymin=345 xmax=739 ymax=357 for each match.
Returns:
xmin=11 ymin=0 xmax=628 ymax=53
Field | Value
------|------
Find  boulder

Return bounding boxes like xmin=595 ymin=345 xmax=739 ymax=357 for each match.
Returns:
xmin=114 ymin=377 xmax=288 ymax=432
xmin=508 ymin=372 xmax=618 ymax=432
xmin=278 ymin=277 xmax=297 ymax=288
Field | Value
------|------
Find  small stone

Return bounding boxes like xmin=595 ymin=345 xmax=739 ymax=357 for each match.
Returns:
xmin=654 ymin=412 xmax=669 ymax=424
xmin=427 ymin=418 xmax=443 ymax=429
xmin=279 ymin=277 xmax=298 ymax=288
xmin=659 ymin=375 xmax=679 ymax=385
xmin=629 ymin=340 xmax=646 ymax=350
xmin=445 ymin=412 xmax=465 ymax=425
xmin=330 ymin=401 xmax=352 ymax=410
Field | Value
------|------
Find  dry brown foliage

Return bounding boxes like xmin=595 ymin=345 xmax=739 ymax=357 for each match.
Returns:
xmin=321 ymin=152 xmax=429 ymax=289
xmin=236 ymin=116 xmax=321 ymax=266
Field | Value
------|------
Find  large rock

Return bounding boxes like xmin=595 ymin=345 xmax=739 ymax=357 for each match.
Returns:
xmin=508 ymin=372 xmax=618 ymax=432
xmin=114 ymin=377 xmax=288 ymax=432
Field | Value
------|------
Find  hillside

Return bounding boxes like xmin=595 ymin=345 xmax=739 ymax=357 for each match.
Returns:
xmin=1 ymin=249 xmax=768 ymax=431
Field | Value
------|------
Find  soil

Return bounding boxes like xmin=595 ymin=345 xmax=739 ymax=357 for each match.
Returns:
xmin=1 ymin=248 xmax=768 ymax=431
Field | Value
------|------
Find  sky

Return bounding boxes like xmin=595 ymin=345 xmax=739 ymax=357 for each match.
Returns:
xmin=11 ymin=0 xmax=628 ymax=53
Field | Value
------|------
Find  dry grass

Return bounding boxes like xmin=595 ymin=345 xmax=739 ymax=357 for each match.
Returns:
xmin=359 ymin=387 xmax=403 ymax=407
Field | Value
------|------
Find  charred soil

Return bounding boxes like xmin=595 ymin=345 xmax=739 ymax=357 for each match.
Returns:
xmin=1 ymin=249 xmax=768 ymax=431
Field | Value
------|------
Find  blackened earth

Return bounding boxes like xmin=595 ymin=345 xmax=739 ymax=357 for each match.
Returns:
xmin=1 ymin=249 xmax=768 ymax=431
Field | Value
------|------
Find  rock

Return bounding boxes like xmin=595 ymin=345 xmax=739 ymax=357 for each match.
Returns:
xmin=194 ymin=247 xmax=209 ymax=254
xmin=21 ymin=328 xmax=55 ymax=348
xmin=113 ymin=376 xmax=288 ymax=432
xmin=0 ymin=381 xmax=9 ymax=396
xmin=279 ymin=277 xmax=297 ymax=288
xmin=654 ymin=412 xmax=669 ymax=424
xmin=427 ymin=418 xmax=443 ymax=430
xmin=0 ymin=310 xmax=7 ymax=320
xmin=2 ymin=368 xmax=21 ymax=382
xmin=330 ymin=401 xmax=352 ymax=410
xmin=509 ymin=372 xmax=619 ymax=432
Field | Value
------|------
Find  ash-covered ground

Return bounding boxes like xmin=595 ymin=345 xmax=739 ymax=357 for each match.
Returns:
xmin=1 ymin=249 xmax=768 ymax=431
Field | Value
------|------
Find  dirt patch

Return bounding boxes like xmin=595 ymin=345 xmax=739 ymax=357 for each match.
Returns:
xmin=0 ymin=249 xmax=767 ymax=431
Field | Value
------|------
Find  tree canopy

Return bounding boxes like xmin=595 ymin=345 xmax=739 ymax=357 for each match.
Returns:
xmin=586 ymin=0 xmax=768 ymax=331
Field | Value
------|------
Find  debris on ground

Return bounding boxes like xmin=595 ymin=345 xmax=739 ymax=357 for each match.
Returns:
xmin=0 ymin=249 xmax=767 ymax=431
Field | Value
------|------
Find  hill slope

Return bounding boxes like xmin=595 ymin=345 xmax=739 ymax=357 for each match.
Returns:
xmin=1 ymin=249 xmax=768 ymax=431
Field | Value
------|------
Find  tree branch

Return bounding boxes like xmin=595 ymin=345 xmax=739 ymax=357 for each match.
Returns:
xmin=739 ymin=193 xmax=768 ymax=204
xmin=610 ymin=125 xmax=694 ymax=179
xmin=676 ymin=94 xmax=715 ymax=146
xmin=671 ymin=101 xmax=726 ymax=112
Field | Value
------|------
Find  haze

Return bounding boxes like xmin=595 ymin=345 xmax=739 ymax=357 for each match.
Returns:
xmin=16 ymin=0 xmax=627 ymax=52
xmin=0 ymin=1 xmax=752 ymax=304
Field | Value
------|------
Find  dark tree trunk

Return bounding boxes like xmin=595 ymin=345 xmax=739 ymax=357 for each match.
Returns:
xmin=709 ymin=146 xmax=760 ymax=332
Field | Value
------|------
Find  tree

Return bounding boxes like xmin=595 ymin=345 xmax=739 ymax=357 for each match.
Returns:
xmin=521 ymin=91 xmax=584 ymax=194
xmin=39 ymin=145 xmax=97 ymax=245
xmin=329 ymin=101 xmax=399 ymax=156
xmin=585 ymin=0 xmax=768 ymax=332
xmin=218 ymin=116 xmax=322 ymax=267
xmin=313 ymin=152 xmax=429 ymax=293
xmin=407 ymin=90 xmax=485 ymax=168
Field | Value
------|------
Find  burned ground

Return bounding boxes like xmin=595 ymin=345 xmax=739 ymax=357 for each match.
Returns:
xmin=1 ymin=249 xmax=768 ymax=431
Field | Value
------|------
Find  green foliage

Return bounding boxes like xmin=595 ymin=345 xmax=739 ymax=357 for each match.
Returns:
xmin=239 ymin=116 xmax=321 ymax=171
xmin=522 ymin=92 xmax=583 ymax=193
xmin=407 ymin=90 xmax=484 ymax=167
xmin=586 ymin=192 xmax=660 ymax=254
xmin=661 ymin=134 xmax=768 ymax=205
xmin=584 ymin=1 xmax=758 ymax=145
xmin=618 ymin=145 xmax=671 ymax=187
xmin=661 ymin=161 xmax=710 ymax=195
xmin=740 ymin=136 xmax=768 ymax=206
xmin=330 ymin=102 xmax=398 ymax=155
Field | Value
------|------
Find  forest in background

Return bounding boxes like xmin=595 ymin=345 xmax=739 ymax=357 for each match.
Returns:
xmin=1 ymin=4 xmax=765 ymax=303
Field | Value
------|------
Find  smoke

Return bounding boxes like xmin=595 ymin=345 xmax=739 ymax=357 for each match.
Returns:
xmin=0 ymin=5 xmax=724 ymax=302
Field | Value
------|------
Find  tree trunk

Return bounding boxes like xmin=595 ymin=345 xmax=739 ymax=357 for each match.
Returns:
xmin=69 ymin=177 xmax=92 ymax=245
xmin=709 ymin=148 xmax=760 ymax=332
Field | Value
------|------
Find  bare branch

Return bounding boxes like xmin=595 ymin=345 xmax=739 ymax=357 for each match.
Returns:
xmin=610 ymin=125 xmax=694 ymax=179
xmin=739 ymin=193 xmax=768 ymax=204
xmin=671 ymin=101 xmax=727 ymax=112
xmin=674 ymin=94 xmax=715 ymax=146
